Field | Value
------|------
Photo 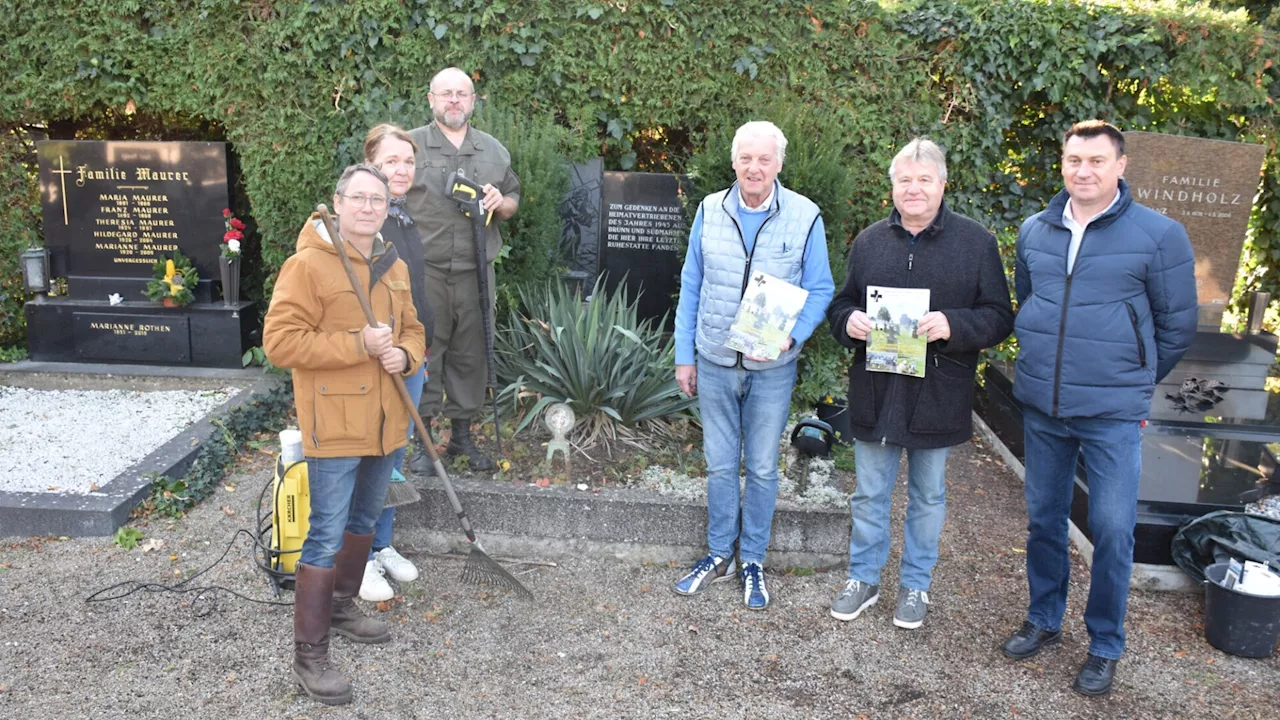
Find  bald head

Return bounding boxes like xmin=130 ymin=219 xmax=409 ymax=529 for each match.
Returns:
xmin=428 ymin=67 xmax=477 ymax=131
xmin=429 ymin=67 xmax=473 ymax=95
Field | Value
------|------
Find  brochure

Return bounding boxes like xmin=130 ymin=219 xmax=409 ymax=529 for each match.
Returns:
xmin=725 ymin=271 xmax=809 ymax=361
xmin=866 ymin=285 xmax=931 ymax=378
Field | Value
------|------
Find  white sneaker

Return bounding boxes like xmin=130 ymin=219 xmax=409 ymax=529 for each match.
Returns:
xmin=374 ymin=546 xmax=419 ymax=583
xmin=359 ymin=560 xmax=394 ymax=602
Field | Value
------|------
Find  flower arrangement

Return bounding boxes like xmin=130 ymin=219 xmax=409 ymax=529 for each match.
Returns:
xmin=143 ymin=251 xmax=199 ymax=306
xmin=221 ymin=208 xmax=244 ymax=262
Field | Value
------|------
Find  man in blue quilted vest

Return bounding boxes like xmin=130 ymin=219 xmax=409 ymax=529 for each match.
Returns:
xmin=1003 ymin=120 xmax=1197 ymax=696
xmin=671 ymin=121 xmax=835 ymax=610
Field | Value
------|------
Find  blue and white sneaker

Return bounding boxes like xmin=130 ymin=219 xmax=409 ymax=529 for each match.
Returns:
xmin=673 ymin=554 xmax=735 ymax=596
xmin=740 ymin=562 xmax=769 ymax=610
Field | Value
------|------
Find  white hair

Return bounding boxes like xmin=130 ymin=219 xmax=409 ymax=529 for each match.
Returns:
xmin=888 ymin=137 xmax=947 ymax=183
xmin=731 ymin=121 xmax=787 ymax=165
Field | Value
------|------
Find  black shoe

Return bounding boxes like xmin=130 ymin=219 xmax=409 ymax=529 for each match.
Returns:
xmin=445 ymin=421 xmax=494 ymax=472
xmin=1072 ymin=654 xmax=1117 ymax=696
xmin=406 ymin=437 xmax=432 ymax=475
xmin=1002 ymin=620 xmax=1062 ymax=660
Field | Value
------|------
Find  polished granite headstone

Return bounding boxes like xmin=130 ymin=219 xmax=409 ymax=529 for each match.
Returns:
xmin=27 ymin=140 xmax=254 ymax=367
xmin=600 ymin=172 xmax=688 ymax=327
xmin=1123 ymin=132 xmax=1267 ymax=328
xmin=557 ymin=159 xmax=603 ymax=288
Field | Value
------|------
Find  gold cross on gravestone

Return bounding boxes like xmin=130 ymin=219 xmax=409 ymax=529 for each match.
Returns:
xmin=51 ymin=155 xmax=71 ymax=225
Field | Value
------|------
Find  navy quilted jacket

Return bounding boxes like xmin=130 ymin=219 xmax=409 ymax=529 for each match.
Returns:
xmin=1014 ymin=180 xmax=1198 ymax=420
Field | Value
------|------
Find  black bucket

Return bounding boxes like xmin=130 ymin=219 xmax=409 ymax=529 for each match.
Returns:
xmin=1203 ymin=562 xmax=1280 ymax=658
xmin=816 ymin=400 xmax=850 ymax=445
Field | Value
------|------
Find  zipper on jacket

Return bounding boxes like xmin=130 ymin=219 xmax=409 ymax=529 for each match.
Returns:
xmin=1051 ymin=225 xmax=1088 ymax=416
xmin=1124 ymin=300 xmax=1147 ymax=368
xmin=908 ymin=253 xmax=914 ymax=271
xmin=728 ymin=206 xmax=779 ymax=368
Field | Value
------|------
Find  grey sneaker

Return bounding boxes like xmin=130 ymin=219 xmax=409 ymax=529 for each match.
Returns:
xmin=830 ymin=578 xmax=879 ymax=621
xmin=893 ymin=586 xmax=930 ymax=629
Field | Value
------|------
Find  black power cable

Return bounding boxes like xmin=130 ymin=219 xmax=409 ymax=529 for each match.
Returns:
xmin=86 ymin=472 xmax=299 ymax=614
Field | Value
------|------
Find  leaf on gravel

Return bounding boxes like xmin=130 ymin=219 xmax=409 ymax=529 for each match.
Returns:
xmin=139 ymin=538 xmax=164 ymax=553
xmin=640 ymin=584 xmax=650 ymax=593
xmin=1174 ymin=649 xmax=1188 ymax=658
xmin=221 ymin=506 xmax=236 ymax=517
xmin=688 ymin=625 xmax=699 ymax=634
xmin=637 ymin=676 xmax=648 ymax=685
xmin=1011 ymin=548 xmax=1026 ymax=554
xmin=534 ymin=477 xmax=550 ymax=488
xmin=225 ymin=672 xmax=237 ymax=683
xmin=376 ymin=600 xmax=393 ymax=612
xmin=89 ymin=483 xmax=99 ymax=492
xmin=223 ymin=484 xmax=237 ymax=493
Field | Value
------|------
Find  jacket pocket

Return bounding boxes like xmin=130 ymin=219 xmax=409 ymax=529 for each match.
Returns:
xmin=908 ymin=352 xmax=974 ymax=434
xmin=1124 ymin=301 xmax=1147 ymax=368
xmin=312 ymin=372 xmax=373 ymax=447
xmin=847 ymin=349 xmax=879 ymax=428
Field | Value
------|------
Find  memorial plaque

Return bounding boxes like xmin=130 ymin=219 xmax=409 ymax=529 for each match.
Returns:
xmin=73 ymin=312 xmax=192 ymax=363
xmin=1122 ymin=132 xmax=1267 ymax=327
xmin=600 ymin=172 xmax=688 ymax=326
xmin=37 ymin=140 xmax=229 ymax=302
xmin=557 ymin=159 xmax=603 ymax=281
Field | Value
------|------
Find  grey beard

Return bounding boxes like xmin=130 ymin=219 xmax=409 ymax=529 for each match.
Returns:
xmin=434 ymin=108 xmax=471 ymax=131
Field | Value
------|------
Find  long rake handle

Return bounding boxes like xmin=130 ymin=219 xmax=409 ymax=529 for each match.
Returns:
xmin=316 ymin=205 xmax=477 ymax=544
xmin=467 ymin=205 xmax=504 ymax=459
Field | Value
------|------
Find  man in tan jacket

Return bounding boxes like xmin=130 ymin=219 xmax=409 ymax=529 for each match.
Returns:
xmin=264 ymin=163 xmax=425 ymax=706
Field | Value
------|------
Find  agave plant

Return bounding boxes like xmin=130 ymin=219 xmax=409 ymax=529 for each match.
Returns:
xmin=495 ymin=278 xmax=697 ymax=451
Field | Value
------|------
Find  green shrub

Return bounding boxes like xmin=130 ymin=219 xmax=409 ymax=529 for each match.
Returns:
xmin=495 ymin=277 xmax=697 ymax=450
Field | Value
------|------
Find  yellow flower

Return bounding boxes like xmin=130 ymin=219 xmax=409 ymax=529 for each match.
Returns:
xmin=824 ymin=395 xmax=833 ymax=404
xmin=498 ymin=459 xmax=511 ymax=472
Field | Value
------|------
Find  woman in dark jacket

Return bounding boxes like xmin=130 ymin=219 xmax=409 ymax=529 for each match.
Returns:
xmin=825 ymin=138 xmax=1013 ymax=630
xmin=358 ymin=123 xmax=436 ymax=602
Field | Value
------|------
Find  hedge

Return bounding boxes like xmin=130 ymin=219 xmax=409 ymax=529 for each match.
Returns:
xmin=1 ymin=1 xmax=1275 ymax=389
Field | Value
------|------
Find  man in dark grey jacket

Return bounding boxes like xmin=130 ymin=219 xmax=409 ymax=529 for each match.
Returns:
xmin=1003 ymin=120 xmax=1197 ymax=697
xmin=826 ymin=138 xmax=1014 ymax=630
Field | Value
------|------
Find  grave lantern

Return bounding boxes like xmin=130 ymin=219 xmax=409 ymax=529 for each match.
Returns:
xmin=20 ymin=246 xmax=49 ymax=294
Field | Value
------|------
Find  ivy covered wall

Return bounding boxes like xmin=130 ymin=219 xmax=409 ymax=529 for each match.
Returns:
xmin=1 ymin=1 xmax=1276 ymax=367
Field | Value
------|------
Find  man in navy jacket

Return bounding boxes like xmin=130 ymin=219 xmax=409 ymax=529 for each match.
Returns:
xmin=1004 ymin=120 xmax=1197 ymax=696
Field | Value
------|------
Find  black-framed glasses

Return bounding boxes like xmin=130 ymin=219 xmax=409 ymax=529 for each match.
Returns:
xmin=340 ymin=194 xmax=388 ymax=210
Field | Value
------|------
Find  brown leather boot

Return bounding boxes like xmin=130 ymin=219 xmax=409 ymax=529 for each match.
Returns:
xmin=331 ymin=532 xmax=391 ymax=643
xmin=293 ymin=563 xmax=352 ymax=706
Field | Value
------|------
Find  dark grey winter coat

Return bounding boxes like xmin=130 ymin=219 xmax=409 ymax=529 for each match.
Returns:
xmin=827 ymin=203 xmax=1014 ymax=449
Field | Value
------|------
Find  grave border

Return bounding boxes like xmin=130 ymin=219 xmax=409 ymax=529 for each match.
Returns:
xmin=0 ymin=371 xmax=278 ymax=538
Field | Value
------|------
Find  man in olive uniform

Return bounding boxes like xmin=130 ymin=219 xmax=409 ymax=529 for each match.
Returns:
xmin=406 ymin=67 xmax=520 ymax=472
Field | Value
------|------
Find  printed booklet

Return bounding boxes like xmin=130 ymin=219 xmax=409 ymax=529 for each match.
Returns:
xmin=725 ymin=271 xmax=809 ymax=361
xmin=866 ymin=285 xmax=930 ymax=378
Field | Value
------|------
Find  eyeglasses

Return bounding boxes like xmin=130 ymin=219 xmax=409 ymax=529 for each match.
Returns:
xmin=433 ymin=90 xmax=473 ymax=100
xmin=340 ymin=194 xmax=388 ymax=210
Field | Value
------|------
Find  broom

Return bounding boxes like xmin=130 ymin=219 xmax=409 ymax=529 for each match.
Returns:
xmin=316 ymin=204 xmax=533 ymax=600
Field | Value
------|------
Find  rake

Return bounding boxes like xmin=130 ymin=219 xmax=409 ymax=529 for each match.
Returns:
xmin=316 ymin=204 xmax=533 ymax=600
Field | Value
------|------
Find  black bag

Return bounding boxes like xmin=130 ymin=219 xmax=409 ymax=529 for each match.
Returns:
xmin=1170 ymin=510 xmax=1280 ymax=582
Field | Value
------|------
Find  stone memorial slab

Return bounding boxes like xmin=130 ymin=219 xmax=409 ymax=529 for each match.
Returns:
xmin=1122 ymin=132 xmax=1266 ymax=327
xmin=600 ymin=172 xmax=688 ymax=326
xmin=37 ymin=139 xmax=229 ymax=302
xmin=557 ymin=159 xmax=603 ymax=282
xmin=73 ymin=312 xmax=192 ymax=364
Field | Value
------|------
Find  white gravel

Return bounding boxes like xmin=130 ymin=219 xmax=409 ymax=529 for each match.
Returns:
xmin=0 ymin=386 xmax=238 ymax=495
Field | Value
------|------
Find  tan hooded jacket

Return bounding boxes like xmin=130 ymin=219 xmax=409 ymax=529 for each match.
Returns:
xmin=264 ymin=213 xmax=426 ymax=458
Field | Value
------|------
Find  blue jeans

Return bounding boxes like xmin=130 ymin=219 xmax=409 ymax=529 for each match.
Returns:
xmin=697 ymin=357 xmax=797 ymax=565
xmin=848 ymin=441 xmax=950 ymax=591
xmin=300 ymin=453 xmax=398 ymax=568
xmin=1021 ymin=405 xmax=1142 ymax=660
xmin=371 ymin=362 xmax=427 ymax=557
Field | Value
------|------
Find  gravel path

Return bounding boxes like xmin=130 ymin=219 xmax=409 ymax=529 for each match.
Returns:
xmin=1 ymin=441 xmax=1278 ymax=719
xmin=0 ymin=386 xmax=237 ymax=494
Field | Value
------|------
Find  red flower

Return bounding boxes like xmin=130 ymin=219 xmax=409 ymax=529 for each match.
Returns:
xmin=229 ymin=218 xmax=245 ymax=230
xmin=222 ymin=208 xmax=232 ymax=217
xmin=223 ymin=229 xmax=244 ymax=242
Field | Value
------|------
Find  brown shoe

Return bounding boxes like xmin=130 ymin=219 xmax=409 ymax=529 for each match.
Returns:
xmin=331 ymin=532 xmax=391 ymax=643
xmin=293 ymin=563 xmax=353 ymax=706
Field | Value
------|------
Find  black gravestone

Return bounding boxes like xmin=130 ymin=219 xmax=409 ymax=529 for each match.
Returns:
xmin=74 ymin=313 xmax=192 ymax=363
xmin=600 ymin=172 xmax=688 ymax=327
xmin=27 ymin=140 xmax=255 ymax=368
xmin=557 ymin=159 xmax=603 ymax=285
xmin=37 ymin=140 xmax=228 ymax=302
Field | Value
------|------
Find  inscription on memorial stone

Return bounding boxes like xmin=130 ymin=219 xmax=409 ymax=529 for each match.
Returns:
xmin=73 ymin=312 xmax=192 ymax=363
xmin=600 ymin=172 xmax=688 ymax=326
xmin=37 ymin=140 xmax=229 ymax=300
xmin=1122 ymin=132 xmax=1266 ymax=326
